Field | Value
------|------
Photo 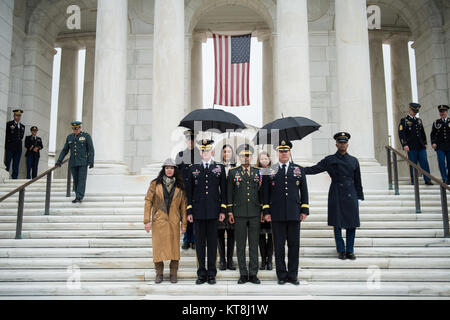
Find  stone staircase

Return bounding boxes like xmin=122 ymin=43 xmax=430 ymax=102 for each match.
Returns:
xmin=0 ymin=178 xmax=450 ymax=299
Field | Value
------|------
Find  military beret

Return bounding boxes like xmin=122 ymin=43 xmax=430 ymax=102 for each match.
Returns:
xmin=274 ymin=140 xmax=292 ymax=151
xmin=162 ymin=158 xmax=176 ymax=168
xmin=199 ymin=139 xmax=214 ymax=151
xmin=334 ymin=132 xmax=351 ymax=142
xmin=30 ymin=126 xmax=38 ymax=132
xmin=12 ymin=109 xmax=23 ymax=115
xmin=71 ymin=121 xmax=82 ymax=129
xmin=237 ymin=143 xmax=254 ymax=156
xmin=409 ymin=102 xmax=421 ymax=112
xmin=438 ymin=105 xmax=449 ymax=111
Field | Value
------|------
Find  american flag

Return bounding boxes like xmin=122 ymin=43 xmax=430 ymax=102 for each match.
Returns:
xmin=213 ymin=33 xmax=251 ymax=106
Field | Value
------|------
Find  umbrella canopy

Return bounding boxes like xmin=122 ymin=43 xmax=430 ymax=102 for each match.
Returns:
xmin=252 ymin=116 xmax=321 ymax=145
xmin=179 ymin=108 xmax=247 ymax=133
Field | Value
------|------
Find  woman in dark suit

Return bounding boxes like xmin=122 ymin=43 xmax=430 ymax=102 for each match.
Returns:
xmin=217 ymin=144 xmax=236 ymax=270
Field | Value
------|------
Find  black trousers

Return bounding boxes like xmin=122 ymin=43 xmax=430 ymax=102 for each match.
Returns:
xmin=217 ymin=228 xmax=234 ymax=263
xmin=259 ymin=233 xmax=273 ymax=262
xmin=194 ymin=219 xmax=218 ymax=278
xmin=26 ymin=155 xmax=39 ymax=179
xmin=271 ymin=221 xmax=300 ymax=281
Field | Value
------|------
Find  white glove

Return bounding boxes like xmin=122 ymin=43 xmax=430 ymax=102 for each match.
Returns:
xmin=358 ymin=199 xmax=362 ymax=205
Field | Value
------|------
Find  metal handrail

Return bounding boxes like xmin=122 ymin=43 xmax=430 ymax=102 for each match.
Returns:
xmin=0 ymin=158 xmax=70 ymax=239
xmin=385 ymin=145 xmax=450 ymax=237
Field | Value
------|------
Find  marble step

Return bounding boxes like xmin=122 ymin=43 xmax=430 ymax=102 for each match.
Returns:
xmin=1 ymin=247 xmax=450 ymax=258
xmin=0 ymin=207 xmax=447 ymax=216
xmin=0 ymin=221 xmax=445 ymax=231
xmin=0 ymin=281 xmax=448 ymax=297
xmin=1 ymin=268 xmax=450 ymax=282
xmin=0 ymin=213 xmax=445 ymax=223
xmin=0 ymin=257 xmax=449 ymax=269
xmin=1 ymin=237 xmax=449 ymax=248
xmin=0 ymin=229 xmax=445 ymax=239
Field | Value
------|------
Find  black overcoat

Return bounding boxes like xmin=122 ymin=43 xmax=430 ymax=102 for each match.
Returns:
xmin=304 ymin=152 xmax=364 ymax=228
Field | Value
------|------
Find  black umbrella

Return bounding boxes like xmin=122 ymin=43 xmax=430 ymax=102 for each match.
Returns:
xmin=252 ymin=116 xmax=321 ymax=145
xmin=179 ymin=108 xmax=247 ymax=133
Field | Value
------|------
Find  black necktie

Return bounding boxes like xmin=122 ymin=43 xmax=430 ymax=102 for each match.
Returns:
xmin=282 ymin=164 xmax=286 ymax=175
xmin=205 ymin=163 xmax=209 ymax=171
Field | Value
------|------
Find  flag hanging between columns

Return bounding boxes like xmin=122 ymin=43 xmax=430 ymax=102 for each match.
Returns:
xmin=213 ymin=33 xmax=251 ymax=106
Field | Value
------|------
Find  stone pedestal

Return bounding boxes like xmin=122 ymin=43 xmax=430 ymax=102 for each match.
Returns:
xmin=275 ymin=0 xmax=312 ymax=163
xmin=369 ymin=32 xmax=389 ymax=165
xmin=90 ymin=0 xmax=129 ymax=175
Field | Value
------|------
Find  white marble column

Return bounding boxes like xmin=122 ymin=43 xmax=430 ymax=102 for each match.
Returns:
xmin=55 ymin=41 xmax=79 ymax=154
xmin=82 ymin=38 xmax=95 ymax=135
xmin=369 ymin=31 xmax=389 ymax=165
xmin=91 ymin=0 xmax=128 ymax=174
xmin=275 ymin=0 xmax=312 ymax=162
xmin=151 ymin=0 xmax=185 ymax=163
xmin=191 ymin=32 xmax=205 ymax=110
xmin=389 ymin=33 xmax=412 ymax=151
xmin=260 ymin=32 xmax=274 ymax=124
xmin=335 ymin=0 xmax=375 ymax=161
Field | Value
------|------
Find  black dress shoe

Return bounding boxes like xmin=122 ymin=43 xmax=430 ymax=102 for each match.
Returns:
xmin=249 ymin=275 xmax=261 ymax=284
xmin=259 ymin=261 xmax=266 ymax=270
xmin=182 ymin=242 xmax=190 ymax=250
xmin=277 ymin=279 xmax=286 ymax=285
xmin=338 ymin=252 xmax=346 ymax=260
xmin=207 ymin=277 xmax=216 ymax=285
xmin=345 ymin=252 xmax=356 ymax=260
xmin=72 ymin=198 xmax=80 ymax=203
xmin=190 ymin=242 xmax=195 ymax=249
xmin=425 ymin=180 xmax=433 ymax=185
xmin=219 ymin=261 xmax=226 ymax=270
xmin=237 ymin=275 xmax=248 ymax=284
xmin=287 ymin=278 xmax=299 ymax=285
xmin=266 ymin=261 xmax=273 ymax=270
xmin=227 ymin=261 xmax=236 ymax=270
xmin=196 ymin=277 xmax=206 ymax=285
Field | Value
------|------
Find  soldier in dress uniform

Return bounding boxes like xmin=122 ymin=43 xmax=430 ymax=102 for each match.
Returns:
xmin=227 ymin=144 xmax=261 ymax=284
xmin=55 ymin=121 xmax=95 ymax=203
xmin=304 ymin=132 xmax=364 ymax=260
xmin=431 ymin=105 xmax=450 ymax=184
xmin=186 ymin=139 xmax=227 ymax=285
xmin=24 ymin=126 xmax=43 ymax=179
xmin=4 ymin=109 xmax=25 ymax=179
xmin=176 ymin=130 xmax=201 ymax=250
xmin=261 ymin=140 xmax=309 ymax=285
xmin=398 ymin=102 xmax=433 ymax=185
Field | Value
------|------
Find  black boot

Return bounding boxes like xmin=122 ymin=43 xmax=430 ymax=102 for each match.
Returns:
xmin=260 ymin=258 xmax=266 ymax=270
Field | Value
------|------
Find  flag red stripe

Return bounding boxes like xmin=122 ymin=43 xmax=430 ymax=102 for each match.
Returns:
xmin=225 ymin=36 xmax=229 ymax=106
xmin=213 ymin=34 xmax=217 ymax=105
xmin=246 ymin=62 xmax=250 ymax=105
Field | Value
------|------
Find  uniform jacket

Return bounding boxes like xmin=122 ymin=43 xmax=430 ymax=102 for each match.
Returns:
xmin=25 ymin=135 xmax=43 ymax=158
xmin=144 ymin=180 xmax=187 ymax=262
xmin=262 ymin=162 xmax=309 ymax=222
xmin=431 ymin=117 xmax=450 ymax=151
xmin=398 ymin=115 xmax=427 ymax=150
xmin=304 ymin=152 xmax=364 ymax=228
xmin=175 ymin=147 xmax=201 ymax=184
xmin=186 ymin=161 xmax=227 ymax=220
xmin=57 ymin=132 xmax=95 ymax=167
xmin=227 ymin=165 xmax=261 ymax=218
xmin=5 ymin=121 xmax=25 ymax=152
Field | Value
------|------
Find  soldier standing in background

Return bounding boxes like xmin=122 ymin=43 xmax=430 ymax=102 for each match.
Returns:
xmin=398 ymin=103 xmax=433 ymax=185
xmin=5 ymin=109 xmax=25 ymax=179
xmin=24 ymin=126 xmax=43 ymax=179
xmin=176 ymin=130 xmax=201 ymax=250
xmin=431 ymin=105 xmax=450 ymax=184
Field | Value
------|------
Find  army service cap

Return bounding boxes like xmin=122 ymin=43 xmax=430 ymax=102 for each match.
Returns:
xmin=409 ymin=102 xmax=421 ymax=113
xmin=199 ymin=139 xmax=214 ymax=151
xmin=334 ymin=132 xmax=351 ymax=143
xmin=237 ymin=143 xmax=254 ymax=156
xmin=13 ymin=109 xmax=23 ymax=116
xmin=71 ymin=121 xmax=82 ymax=129
xmin=30 ymin=126 xmax=38 ymax=132
xmin=275 ymin=140 xmax=292 ymax=152
xmin=438 ymin=105 xmax=449 ymax=112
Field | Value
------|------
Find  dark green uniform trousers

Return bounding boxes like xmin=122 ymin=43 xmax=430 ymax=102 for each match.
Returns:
xmin=71 ymin=165 xmax=88 ymax=200
xmin=234 ymin=216 xmax=260 ymax=277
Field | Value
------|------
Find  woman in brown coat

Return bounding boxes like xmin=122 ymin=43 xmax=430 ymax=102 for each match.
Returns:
xmin=144 ymin=158 xmax=187 ymax=283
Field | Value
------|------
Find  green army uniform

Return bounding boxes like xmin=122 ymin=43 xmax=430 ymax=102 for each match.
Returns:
xmin=227 ymin=163 xmax=261 ymax=280
xmin=56 ymin=121 xmax=95 ymax=202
